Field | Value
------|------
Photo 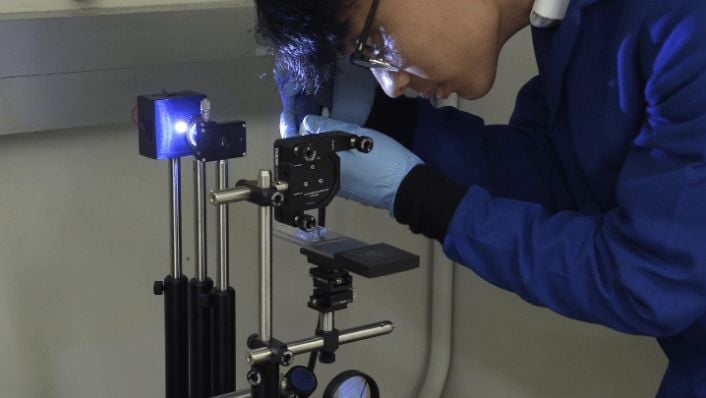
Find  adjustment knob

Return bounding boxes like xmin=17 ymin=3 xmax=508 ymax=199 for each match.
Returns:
xmin=294 ymin=144 xmax=318 ymax=161
xmin=153 ymin=281 xmax=164 ymax=295
xmin=319 ymin=351 xmax=336 ymax=364
xmin=351 ymin=136 xmax=374 ymax=153
xmin=285 ymin=366 xmax=318 ymax=398
xmin=295 ymin=214 xmax=317 ymax=232
xmin=247 ymin=370 xmax=262 ymax=386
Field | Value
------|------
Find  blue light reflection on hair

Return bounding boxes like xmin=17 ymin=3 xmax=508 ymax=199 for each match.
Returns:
xmin=153 ymin=96 xmax=202 ymax=159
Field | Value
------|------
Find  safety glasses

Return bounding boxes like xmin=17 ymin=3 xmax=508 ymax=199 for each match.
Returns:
xmin=349 ymin=0 xmax=401 ymax=72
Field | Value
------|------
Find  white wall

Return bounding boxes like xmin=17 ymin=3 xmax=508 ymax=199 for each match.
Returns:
xmin=443 ymin=28 xmax=668 ymax=398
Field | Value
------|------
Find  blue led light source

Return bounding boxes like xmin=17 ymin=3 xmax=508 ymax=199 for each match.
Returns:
xmin=137 ymin=91 xmax=206 ymax=160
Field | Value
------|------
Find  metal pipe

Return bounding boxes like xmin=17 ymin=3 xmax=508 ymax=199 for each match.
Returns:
xmin=338 ymin=321 xmax=394 ymax=344
xmin=258 ymin=170 xmax=273 ymax=343
xmin=210 ymin=182 xmax=289 ymax=206
xmin=286 ymin=337 xmax=323 ymax=356
xmin=216 ymin=160 xmax=229 ymax=291
xmin=247 ymin=321 xmax=395 ymax=365
xmin=169 ymin=158 xmax=182 ymax=278
xmin=318 ymin=312 xmax=334 ymax=332
xmin=210 ymin=186 xmax=251 ymax=205
xmin=194 ymin=159 xmax=208 ymax=281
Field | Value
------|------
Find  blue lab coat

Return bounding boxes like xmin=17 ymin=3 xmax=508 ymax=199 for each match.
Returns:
xmin=406 ymin=0 xmax=706 ymax=395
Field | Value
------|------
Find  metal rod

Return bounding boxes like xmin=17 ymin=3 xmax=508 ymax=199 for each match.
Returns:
xmin=216 ymin=160 xmax=229 ymax=291
xmin=194 ymin=159 xmax=208 ymax=281
xmin=258 ymin=170 xmax=273 ymax=343
xmin=318 ymin=312 xmax=334 ymax=332
xmin=247 ymin=321 xmax=395 ymax=365
xmin=210 ymin=186 xmax=251 ymax=205
xmin=169 ymin=158 xmax=183 ymax=278
xmin=209 ymin=182 xmax=289 ymax=206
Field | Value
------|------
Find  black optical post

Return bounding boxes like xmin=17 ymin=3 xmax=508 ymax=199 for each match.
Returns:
xmin=152 ymin=158 xmax=190 ymax=398
xmin=191 ymin=155 xmax=214 ymax=398
xmin=211 ymin=160 xmax=236 ymax=395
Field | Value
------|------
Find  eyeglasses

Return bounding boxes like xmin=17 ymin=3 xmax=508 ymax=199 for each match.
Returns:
xmin=349 ymin=0 xmax=401 ymax=72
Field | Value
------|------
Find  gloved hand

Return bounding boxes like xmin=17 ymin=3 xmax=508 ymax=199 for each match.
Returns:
xmin=275 ymin=59 xmax=378 ymax=138
xmin=274 ymin=68 xmax=309 ymax=138
xmin=302 ymin=115 xmax=423 ymax=216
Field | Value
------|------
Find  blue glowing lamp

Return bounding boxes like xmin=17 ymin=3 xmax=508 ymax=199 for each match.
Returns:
xmin=137 ymin=91 xmax=207 ymax=160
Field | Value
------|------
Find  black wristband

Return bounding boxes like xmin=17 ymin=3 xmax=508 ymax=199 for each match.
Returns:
xmin=394 ymin=165 xmax=466 ymax=241
xmin=364 ymin=87 xmax=420 ymax=149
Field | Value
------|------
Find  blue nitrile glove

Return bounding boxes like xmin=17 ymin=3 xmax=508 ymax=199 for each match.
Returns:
xmin=302 ymin=115 xmax=424 ymax=216
xmin=274 ymin=68 xmax=311 ymax=138
xmin=275 ymin=59 xmax=377 ymax=138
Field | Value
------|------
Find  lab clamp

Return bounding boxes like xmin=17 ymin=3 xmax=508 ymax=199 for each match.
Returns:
xmin=137 ymin=91 xmax=419 ymax=398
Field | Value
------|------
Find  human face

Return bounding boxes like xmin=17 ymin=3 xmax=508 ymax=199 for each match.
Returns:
xmin=345 ymin=0 xmax=506 ymax=100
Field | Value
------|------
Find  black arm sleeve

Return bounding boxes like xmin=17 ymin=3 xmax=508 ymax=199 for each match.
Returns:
xmin=364 ymin=87 xmax=420 ymax=149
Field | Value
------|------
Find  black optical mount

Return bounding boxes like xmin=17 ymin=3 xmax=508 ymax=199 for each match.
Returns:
xmin=274 ymin=132 xmax=373 ymax=232
xmin=188 ymin=118 xmax=247 ymax=162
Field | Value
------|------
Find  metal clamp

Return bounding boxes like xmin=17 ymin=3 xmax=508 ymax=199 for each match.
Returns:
xmin=246 ymin=321 xmax=395 ymax=366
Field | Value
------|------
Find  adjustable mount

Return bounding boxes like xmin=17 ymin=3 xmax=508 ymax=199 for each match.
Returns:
xmin=300 ymin=231 xmax=420 ymax=368
xmin=273 ymin=132 xmax=373 ymax=231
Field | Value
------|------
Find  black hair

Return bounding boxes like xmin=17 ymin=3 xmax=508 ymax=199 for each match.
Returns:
xmin=254 ymin=0 xmax=356 ymax=90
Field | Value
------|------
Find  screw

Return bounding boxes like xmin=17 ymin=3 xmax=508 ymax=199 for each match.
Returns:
xmin=247 ymin=370 xmax=262 ymax=386
xmin=221 ymin=135 xmax=231 ymax=148
xmin=303 ymin=145 xmax=317 ymax=161
xmin=271 ymin=192 xmax=284 ymax=206
xmin=280 ymin=350 xmax=294 ymax=367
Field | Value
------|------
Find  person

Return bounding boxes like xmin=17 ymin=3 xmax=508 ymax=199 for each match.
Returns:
xmin=254 ymin=0 xmax=706 ymax=396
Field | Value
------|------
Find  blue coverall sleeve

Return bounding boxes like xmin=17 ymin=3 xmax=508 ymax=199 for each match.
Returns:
xmin=443 ymin=2 xmax=706 ymax=337
xmin=410 ymin=78 xmax=576 ymax=211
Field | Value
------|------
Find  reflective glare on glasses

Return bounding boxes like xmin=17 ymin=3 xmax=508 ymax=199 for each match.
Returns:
xmin=350 ymin=43 xmax=401 ymax=72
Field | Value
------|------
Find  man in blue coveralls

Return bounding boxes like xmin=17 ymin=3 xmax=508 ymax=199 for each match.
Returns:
xmin=254 ymin=0 xmax=706 ymax=395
